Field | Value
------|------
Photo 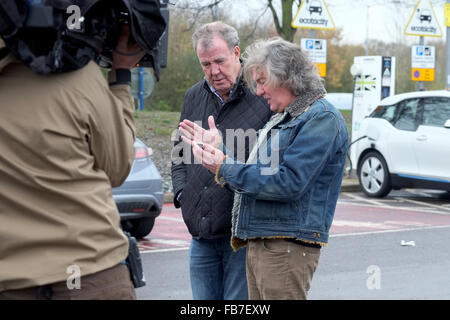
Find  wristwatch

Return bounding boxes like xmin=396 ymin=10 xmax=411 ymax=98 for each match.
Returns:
xmin=108 ymin=69 xmax=131 ymax=86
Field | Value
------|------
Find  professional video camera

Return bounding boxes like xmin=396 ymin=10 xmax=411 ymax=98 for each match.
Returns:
xmin=0 ymin=0 xmax=166 ymax=76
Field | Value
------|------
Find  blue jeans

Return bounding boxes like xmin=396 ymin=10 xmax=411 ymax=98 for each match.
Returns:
xmin=189 ymin=236 xmax=248 ymax=300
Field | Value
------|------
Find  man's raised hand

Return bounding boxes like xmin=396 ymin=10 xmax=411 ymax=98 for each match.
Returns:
xmin=178 ymin=115 xmax=222 ymax=148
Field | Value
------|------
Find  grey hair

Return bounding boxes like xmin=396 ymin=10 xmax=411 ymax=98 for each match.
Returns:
xmin=192 ymin=21 xmax=240 ymax=53
xmin=243 ymin=37 xmax=325 ymax=96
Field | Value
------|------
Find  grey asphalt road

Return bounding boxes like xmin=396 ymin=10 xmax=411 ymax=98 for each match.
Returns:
xmin=308 ymin=226 xmax=450 ymax=300
xmin=136 ymin=249 xmax=191 ymax=300
xmin=136 ymin=189 xmax=450 ymax=300
xmin=136 ymin=225 xmax=450 ymax=300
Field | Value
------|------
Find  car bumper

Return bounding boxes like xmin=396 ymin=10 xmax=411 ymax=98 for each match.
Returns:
xmin=114 ymin=194 xmax=162 ymax=220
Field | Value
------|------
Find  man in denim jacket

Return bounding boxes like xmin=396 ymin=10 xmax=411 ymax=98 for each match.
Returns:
xmin=180 ymin=37 xmax=348 ymax=300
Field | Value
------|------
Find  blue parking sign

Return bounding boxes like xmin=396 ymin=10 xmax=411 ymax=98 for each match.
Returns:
xmin=416 ymin=46 xmax=423 ymax=56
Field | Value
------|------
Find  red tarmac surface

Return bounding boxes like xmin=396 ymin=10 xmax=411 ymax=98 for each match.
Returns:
xmin=138 ymin=202 xmax=450 ymax=252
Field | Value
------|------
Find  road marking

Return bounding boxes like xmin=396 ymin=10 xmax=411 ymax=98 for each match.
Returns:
xmin=141 ymin=225 xmax=450 ymax=253
xmin=157 ymin=216 xmax=184 ymax=222
xmin=148 ymin=238 xmax=189 ymax=246
xmin=341 ymin=193 xmax=394 ymax=208
xmin=140 ymin=247 xmax=189 ymax=254
xmin=140 ymin=224 xmax=450 ymax=253
xmin=338 ymin=199 xmax=450 ymax=215
xmin=140 ymin=196 xmax=450 ymax=253
xmin=330 ymin=224 xmax=450 ymax=238
xmin=396 ymin=197 xmax=450 ymax=212
xmin=332 ymin=220 xmax=396 ymax=229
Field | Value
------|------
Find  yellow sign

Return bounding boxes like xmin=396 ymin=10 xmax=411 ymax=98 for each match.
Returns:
xmin=411 ymin=68 xmax=435 ymax=81
xmin=314 ymin=63 xmax=326 ymax=77
xmin=404 ymin=0 xmax=442 ymax=37
xmin=445 ymin=3 xmax=450 ymax=27
xmin=291 ymin=0 xmax=335 ymax=30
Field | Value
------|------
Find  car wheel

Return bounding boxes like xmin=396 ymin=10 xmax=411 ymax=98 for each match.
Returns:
xmin=358 ymin=152 xmax=392 ymax=198
xmin=124 ymin=217 xmax=155 ymax=239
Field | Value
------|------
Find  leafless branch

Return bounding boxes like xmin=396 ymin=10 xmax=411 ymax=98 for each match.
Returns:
xmin=243 ymin=5 xmax=270 ymax=41
xmin=267 ymin=0 xmax=281 ymax=33
xmin=175 ymin=0 xmax=228 ymax=31
xmin=175 ymin=0 xmax=227 ymax=11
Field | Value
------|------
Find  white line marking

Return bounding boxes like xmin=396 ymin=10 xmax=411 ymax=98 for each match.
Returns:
xmin=341 ymin=193 xmax=394 ymax=208
xmin=140 ymin=247 xmax=189 ymax=254
xmin=140 ymin=225 xmax=450 ymax=253
xmin=337 ymin=199 xmax=450 ymax=215
xmin=397 ymin=197 xmax=450 ymax=212
xmin=157 ymin=216 xmax=184 ymax=222
xmin=332 ymin=220 xmax=396 ymax=229
xmin=147 ymin=238 xmax=189 ymax=246
xmin=330 ymin=224 xmax=450 ymax=238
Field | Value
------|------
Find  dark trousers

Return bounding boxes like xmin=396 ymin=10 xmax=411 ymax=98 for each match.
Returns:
xmin=0 ymin=264 xmax=136 ymax=300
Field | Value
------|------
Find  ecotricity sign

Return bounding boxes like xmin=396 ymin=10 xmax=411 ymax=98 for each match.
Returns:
xmin=291 ymin=0 xmax=335 ymax=30
xmin=404 ymin=0 xmax=442 ymax=37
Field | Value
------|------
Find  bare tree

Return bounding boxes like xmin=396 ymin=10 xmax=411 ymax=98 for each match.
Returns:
xmin=267 ymin=0 xmax=298 ymax=41
xmin=175 ymin=0 xmax=447 ymax=42
xmin=175 ymin=0 xmax=299 ymax=41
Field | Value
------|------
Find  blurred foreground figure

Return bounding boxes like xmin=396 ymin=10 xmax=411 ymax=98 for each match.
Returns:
xmin=0 ymin=0 xmax=165 ymax=299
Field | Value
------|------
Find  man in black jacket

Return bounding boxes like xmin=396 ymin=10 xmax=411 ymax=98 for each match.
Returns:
xmin=171 ymin=21 xmax=271 ymax=300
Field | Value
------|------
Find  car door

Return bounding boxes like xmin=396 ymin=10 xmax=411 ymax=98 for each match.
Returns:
xmin=387 ymin=98 xmax=421 ymax=176
xmin=413 ymin=97 xmax=450 ymax=180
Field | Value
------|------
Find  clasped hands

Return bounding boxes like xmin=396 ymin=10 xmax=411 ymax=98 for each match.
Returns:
xmin=179 ymin=116 xmax=225 ymax=173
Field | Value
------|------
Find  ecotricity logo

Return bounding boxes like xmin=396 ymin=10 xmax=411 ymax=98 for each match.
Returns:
xmin=298 ymin=17 xmax=329 ymax=27
xmin=291 ymin=0 xmax=335 ymax=30
xmin=298 ymin=0 xmax=328 ymax=27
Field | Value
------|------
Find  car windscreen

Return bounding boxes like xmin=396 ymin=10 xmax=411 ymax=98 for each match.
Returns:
xmin=369 ymin=104 xmax=397 ymax=123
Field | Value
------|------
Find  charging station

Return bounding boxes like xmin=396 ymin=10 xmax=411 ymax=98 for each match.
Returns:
xmin=349 ymin=56 xmax=396 ymax=172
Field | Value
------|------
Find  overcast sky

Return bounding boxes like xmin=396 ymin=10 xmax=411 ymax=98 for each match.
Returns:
xmin=329 ymin=0 xmax=447 ymax=45
xmin=222 ymin=0 xmax=448 ymax=45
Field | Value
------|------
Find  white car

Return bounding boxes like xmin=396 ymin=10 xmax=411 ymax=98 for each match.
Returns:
xmin=354 ymin=90 xmax=450 ymax=197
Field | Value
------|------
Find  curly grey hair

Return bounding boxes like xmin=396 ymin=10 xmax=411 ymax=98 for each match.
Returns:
xmin=243 ymin=37 xmax=325 ymax=96
xmin=192 ymin=21 xmax=240 ymax=53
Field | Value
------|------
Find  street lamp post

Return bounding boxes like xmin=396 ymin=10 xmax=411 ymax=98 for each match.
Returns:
xmin=365 ymin=4 xmax=370 ymax=55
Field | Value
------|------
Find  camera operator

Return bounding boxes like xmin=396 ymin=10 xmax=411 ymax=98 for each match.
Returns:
xmin=0 ymin=22 xmax=146 ymax=299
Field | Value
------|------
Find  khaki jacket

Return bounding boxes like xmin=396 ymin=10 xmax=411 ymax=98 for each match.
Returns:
xmin=0 ymin=41 xmax=136 ymax=291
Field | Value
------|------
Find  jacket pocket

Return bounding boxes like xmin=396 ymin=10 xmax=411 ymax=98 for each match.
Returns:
xmin=248 ymin=198 xmax=300 ymax=224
